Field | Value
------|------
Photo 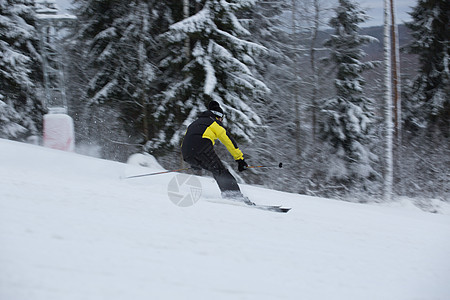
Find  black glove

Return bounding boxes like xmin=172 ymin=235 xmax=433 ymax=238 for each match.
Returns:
xmin=237 ymin=159 xmax=248 ymax=172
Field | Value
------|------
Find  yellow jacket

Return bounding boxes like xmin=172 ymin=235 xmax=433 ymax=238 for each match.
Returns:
xmin=181 ymin=111 xmax=243 ymax=161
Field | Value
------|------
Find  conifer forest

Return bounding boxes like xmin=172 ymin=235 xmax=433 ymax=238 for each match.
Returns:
xmin=1 ymin=0 xmax=449 ymax=203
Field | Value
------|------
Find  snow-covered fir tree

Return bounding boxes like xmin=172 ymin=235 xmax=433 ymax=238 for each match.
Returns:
xmin=0 ymin=0 xmax=43 ymax=139
xmin=243 ymin=0 xmax=332 ymax=193
xmin=404 ymin=0 xmax=449 ymax=133
xmin=242 ymin=0 xmax=292 ymax=179
xmin=321 ymin=0 xmax=379 ymax=187
xmin=70 ymin=0 xmax=171 ymax=148
xmin=150 ymin=0 xmax=269 ymax=153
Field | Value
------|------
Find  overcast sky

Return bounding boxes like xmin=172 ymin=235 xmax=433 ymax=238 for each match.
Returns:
xmin=54 ymin=0 xmax=414 ymax=28
xmin=358 ymin=0 xmax=413 ymax=27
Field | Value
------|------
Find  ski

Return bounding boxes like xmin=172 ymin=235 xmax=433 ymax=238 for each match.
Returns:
xmin=251 ymin=204 xmax=291 ymax=213
xmin=206 ymin=199 xmax=291 ymax=213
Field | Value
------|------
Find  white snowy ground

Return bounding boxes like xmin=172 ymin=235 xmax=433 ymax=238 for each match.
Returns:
xmin=1 ymin=138 xmax=449 ymax=300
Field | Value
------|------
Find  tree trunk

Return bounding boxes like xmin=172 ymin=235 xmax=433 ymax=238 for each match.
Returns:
xmin=139 ymin=39 xmax=149 ymax=141
xmin=292 ymin=0 xmax=301 ymax=156
xmin=183 ymin=0 xmax=190 ymax=60
xmin=391 ymin=0 xmax=401 ymax=140
xmin=310 ymin=0 xmax=320 ymax=143
xmin=391 ymin=0 xmax=403 ymax=194
xmin=383 ymin=0 xmax=394 ymax=201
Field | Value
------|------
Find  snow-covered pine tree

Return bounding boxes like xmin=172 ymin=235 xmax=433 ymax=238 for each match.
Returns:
xmin=404 ymin=0 xmax=449 ymax=133
xmin=0 ymin=0 xmax=44 ymax=139
xmin=244 ymin=0 xmax=288 ymax=123
xmin=301 ymin=0 xmax=333 ymax=142
xmin=241 ymin=0 xmax=291 ymax=182
xmin=70 ymin=0 xmax=171 ymax=150
xmin=321 ymin=0 xmax=379 ymax=188
xmin=150 ymin=0 xmax=269 ymax=153
xmin=244 ymin=0 xmax=332 ymax=194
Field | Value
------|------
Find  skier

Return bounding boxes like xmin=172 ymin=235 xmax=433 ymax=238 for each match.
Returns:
xmin=181 ymin=101 xmax=252 ymax=204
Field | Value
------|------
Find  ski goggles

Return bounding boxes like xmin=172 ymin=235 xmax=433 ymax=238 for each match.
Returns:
xmin=211 ymin=110 xmax=225 ymax=119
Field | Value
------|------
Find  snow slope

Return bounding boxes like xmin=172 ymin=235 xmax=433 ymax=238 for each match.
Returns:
xmin=1 ymin=139 xmax=449 ymax=300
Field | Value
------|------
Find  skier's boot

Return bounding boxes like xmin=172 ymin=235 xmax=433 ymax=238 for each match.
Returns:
xmin=221 ymin=191 xmax=255 ymax=206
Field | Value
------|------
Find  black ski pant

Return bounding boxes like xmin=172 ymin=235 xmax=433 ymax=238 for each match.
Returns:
xmin=183 ymin=144 xmax=241 ymax=193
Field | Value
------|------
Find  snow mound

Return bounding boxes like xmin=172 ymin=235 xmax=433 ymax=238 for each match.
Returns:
xmin=127 ymin=152 xmax=164 ymax=170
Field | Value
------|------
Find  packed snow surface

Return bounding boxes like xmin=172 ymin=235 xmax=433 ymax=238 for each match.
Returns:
xmin=1 ymin=139 xmax=449 ymax=300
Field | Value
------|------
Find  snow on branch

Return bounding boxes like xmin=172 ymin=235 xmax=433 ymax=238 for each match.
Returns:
xmin=215 ymin=28 xmax=267 ymax=55
xmin=88 ymin=79 xmax=118 ymax=105
xmin=166 ymin=6 xmax=213 ymax=42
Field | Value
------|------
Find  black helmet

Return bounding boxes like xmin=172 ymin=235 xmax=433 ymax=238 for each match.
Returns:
xmin=208 ymin=101 xmax=224 ymax=118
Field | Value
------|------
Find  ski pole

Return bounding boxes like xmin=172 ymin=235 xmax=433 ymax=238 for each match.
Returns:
xmin=124 ymin=167 xmax=191 ymax=179
xmin=247 ymin=162 xmax=283 ymax=169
